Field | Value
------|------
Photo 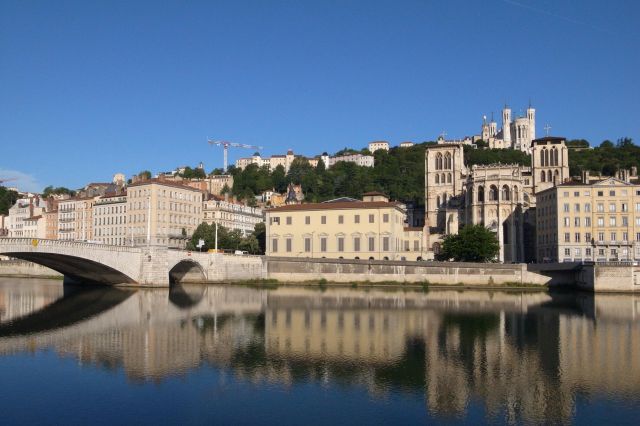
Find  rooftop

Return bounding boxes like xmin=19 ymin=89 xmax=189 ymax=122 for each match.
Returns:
xmin=268 ymin=200 xmax=403 ymax=212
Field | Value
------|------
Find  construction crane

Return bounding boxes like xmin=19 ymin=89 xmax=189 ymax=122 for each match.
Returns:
xmin=207 ymin=139 xmax=264 ymax=173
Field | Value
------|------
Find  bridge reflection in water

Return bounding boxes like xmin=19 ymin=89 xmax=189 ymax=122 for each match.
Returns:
xmin=0 ymin=280 xmax=638 ymax=423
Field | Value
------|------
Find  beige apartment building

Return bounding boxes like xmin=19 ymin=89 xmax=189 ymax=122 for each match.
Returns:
xmin=265 ymin=193 xmax=425 ymax=260
xmin=57 ymin=199 xmax=77 ymax=240
xmin=57 ymin=197 xmax=97 ymax=241
xmin=44 ymin=210 xmax=58 ymax=240
xmin=203 ymin=196 xmax=263 ymax=236
xmin=127 ymin=179 xmax=204 ymax=248
xmin=536 ymin=177 xmax=640 ymax=262
xmin=93 ymin=193 xmax=128 ymax=245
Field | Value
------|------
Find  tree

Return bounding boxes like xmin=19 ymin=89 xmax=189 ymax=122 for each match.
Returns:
xmin=42 ymin=186 xmax=75 ymax=198
xmin=0 ymin=186 xmax=19 ymax=215
xmin=138 ymin=170 xmax=152 ymax=180
xmin=271 ymin=165 xmax=287 ymax=193
xmin=180 ymin=167 xmax=206 ymax=180
xmin=220 ymin=184 xmax=230 ymax=195
xmin=286 ymin=158 xmax=313 ymax=185
xmin=436 ymin=225 xmax=500 ymax=262
xmin=253 ymin=222 xmax=266 ymax=254
xmin=474 ymin=139 xmax=489 ymax=149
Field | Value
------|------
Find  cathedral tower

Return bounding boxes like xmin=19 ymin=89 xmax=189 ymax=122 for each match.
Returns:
xmin=527 ymin=106 xmax=536 ymax=141
xmin=502 ymin=107 xmax=512 ymax=146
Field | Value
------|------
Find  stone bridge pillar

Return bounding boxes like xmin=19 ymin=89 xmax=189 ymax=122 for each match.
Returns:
xmin=138 ymin=245 xmax=170 ymax=287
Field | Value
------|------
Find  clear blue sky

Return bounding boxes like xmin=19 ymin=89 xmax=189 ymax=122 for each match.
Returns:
xmin=1 ymin=0 xmax=638 ymax=192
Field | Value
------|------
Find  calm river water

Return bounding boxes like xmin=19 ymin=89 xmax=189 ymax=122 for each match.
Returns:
xmin=0 ymin=278 xmax=639 ymax=425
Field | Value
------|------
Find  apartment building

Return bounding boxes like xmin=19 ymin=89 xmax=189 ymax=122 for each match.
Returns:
xmin=265 ymin=193 xmax=425 ymax=260
xmin=127 ymin=179 xmax=204 ymax=248
xmin=93 ymin=193 xmax=128 ymax=245
xmin=6 ymin=197 xmax=45 ymax=237
xmin=368 ymin=141 xmax=390 ymax=153
xmin=58 ymin=199 xmax=77 ymax=240
xmin=44 ymin=209 xmax=58 ymax=240
xmin=22 ymin=215 xmax=46 ymax=238
xmin=203 ymin=196 xmax=263 ymax=236
xmin=536 ymin=177 xmax=640 ymax=262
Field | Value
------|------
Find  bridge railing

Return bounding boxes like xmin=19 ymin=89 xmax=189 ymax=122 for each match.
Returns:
xmin=0 ymin=238 xmax=141 ymax=253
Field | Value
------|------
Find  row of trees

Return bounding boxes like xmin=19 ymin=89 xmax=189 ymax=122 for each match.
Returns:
xmin=567 ymin=137 xmax=639 ymax=176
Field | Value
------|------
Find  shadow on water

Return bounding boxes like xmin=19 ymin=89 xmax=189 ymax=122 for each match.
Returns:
xmin=169 ymin=283 xmax=205 ymax=309
xmin=0 ymin=283 xmax=135 ymax=337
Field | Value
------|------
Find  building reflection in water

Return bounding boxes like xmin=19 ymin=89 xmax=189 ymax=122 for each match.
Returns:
xmin=0 ymin=280 xmax=638 ymax=423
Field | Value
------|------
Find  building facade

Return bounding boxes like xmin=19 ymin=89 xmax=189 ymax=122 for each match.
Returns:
xmin=93 ymin=193 xmax=128 ymax=246
xmin=368 ymin=141 xmax=390 ymax=153
xmin=127 ymin=179 xmax=204 ymax=248
xmin=536 ymin=177 xmax=640 ymax=262
xmin=203 ymin=197 xmax=263 ymax=236
xmin=265 ymin=193 xmax=425 ymax=260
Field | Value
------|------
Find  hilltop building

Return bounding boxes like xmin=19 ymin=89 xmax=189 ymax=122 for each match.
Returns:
xmin=476 ymin=105 xmax=537 ymax=153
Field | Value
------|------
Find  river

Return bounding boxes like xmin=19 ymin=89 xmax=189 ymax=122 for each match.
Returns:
xmin=0 ymin=278 xmax=638 ymax=425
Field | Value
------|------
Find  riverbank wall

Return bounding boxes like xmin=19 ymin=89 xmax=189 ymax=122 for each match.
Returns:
xmin=0 ymin=260 xmax=62 ymax=279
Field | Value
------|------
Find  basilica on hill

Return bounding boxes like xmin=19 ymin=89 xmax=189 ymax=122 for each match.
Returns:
xmin=424 ymin=134 xmax=570 ymax=263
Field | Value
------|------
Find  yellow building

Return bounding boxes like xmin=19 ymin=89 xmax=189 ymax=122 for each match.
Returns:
xmin=536 ymin=177 xmax=640 ymax=262
xmin=93 ymin=192 xmax=128 ymax=246
xmin=127 ymin=179 xmax=204 ymax=248
xmin=265 ymin=192 xmax=425 ymax=260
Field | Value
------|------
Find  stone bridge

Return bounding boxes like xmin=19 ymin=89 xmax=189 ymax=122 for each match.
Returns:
xmin=0 ymin=238 xmax=265 ymax=287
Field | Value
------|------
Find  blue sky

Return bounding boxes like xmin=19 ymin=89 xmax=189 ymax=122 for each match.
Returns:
xmin=1 ymin=0 xmax=638 ymax=192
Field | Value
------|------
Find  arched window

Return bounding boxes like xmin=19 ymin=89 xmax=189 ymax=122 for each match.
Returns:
xmin=478 ymin=186 xmax=485 ymax=202
xmin=554 ymin=148 xmax=559 ymax=166
xmin=513 ymin=186 xmax=519 ymax=203
xmin=444 ymin=152 xmax=452 ymax=169
xmin=489 ymin=185 xmax=498 ymax=201
xmin=547 ymin=170 xmax=552 ymax=182
xmin=443 ymin=193 xmax=448 ymax=206
xmin=435 ymin=174 xmax=440 ymax=184
xmin=437 ymin=195 xmax=441 ymax=207
xmin=502 ymin=185 xmax=510 ymax=201
xmin=541 ymin=170 xmax=546 ymax=182
xmin=554 ymin=169 xmax=559 ymax=184
xmin=435 ymin=153 xmax=443 ymax=170
xmin=447 ymin=173 xmax=452 ymax=183
xmin=543 ymin=149 xmax=549 ymax=167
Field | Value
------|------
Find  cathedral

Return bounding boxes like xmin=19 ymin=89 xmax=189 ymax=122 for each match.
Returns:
xmin=424 ymin=136 xmax=569 ymax=262
xmin=475 ymin=105 xmax=537 ymax=153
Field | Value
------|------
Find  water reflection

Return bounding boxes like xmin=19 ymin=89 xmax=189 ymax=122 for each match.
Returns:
xmin=0 ymin=279 xmax=638 ymax=423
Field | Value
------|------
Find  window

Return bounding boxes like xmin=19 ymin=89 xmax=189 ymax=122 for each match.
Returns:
xmin=563 ymin=192 xmax=569 ymax=197
xmin=321 ymin=216 xmax=327 ymax=225
xmin=564 ymin=233 xmax=570 ymax=243
xmin=354 ymin=215 xmax=360 ymax=224
xmin=404 ymin=241 xmax=409 ymax=251
xmin=636 ymin=203 xmax=640 ymax=212
xmin=286 ymin=238 xmax=292 ymax=252
xmin=369 ymin=214 xmax=374 ymax=223
xmin=622 ymin=216 xmax=628 ymax=226
xmin=609 ymin=203 xmax=616 ymax=212
xmin=622 ymin=203 xmax=628 ymax=212
xmin=610 ymin=232 xmax=617 ymax=242
xmin=574 ymin=191 xmax=580 ymax=197
xmin=610 ymin=217 xmax=616 ymax=226
xmin=338 ymin=215 xmax=344 ymax=224
xmin=565 ymin=248 xmax=571 ymax=256
xmin=585 ymin=203 xmax=591 ymax=212
xmin=337 ymin=237 xmax=344 ymax=252
xmin=597 ymin=191 xmax=603 ymax=197
xmin=585 ymin=232 xmax=591 ymax=241
xmin=320 ymin=238 xmax=327 ymax=252
xmin=574 ymin=217 xmax=580 ymax=227
xmin=623 ymin=232 xmax=629 ymax=242
xmin=610 ymin=190 xmax=616 ymax=196
xmin=637 ymin=217 xmax=640 ymax=226
xmin=574 ymin=203 xmax=580 ymax=213
xmin=383 ymin=237 xmax=390 ymax=251
xmin=368 ymin=237 xmax=375 ymax=251
xmin=383 ymin=214 xmax=389 ymax=223
xmin=564 ymin=217 xmax=570 ymax=227
xmin=599 ymin=248 xmax=605 ymax=256
xmin=574 ymin=248 xmax=581 ymax=257
xmin=414 ymin=240 xmax=419 ymax=251
xmin=272 ymin=239 xmax=278 ymax=253
xmin=598 ymin=232 xmax=604 ymax=242
xmin=305 ymin=216 xmax=310 ymax=225
xmin=563 ymin=203 xmax=570 ymax=213
xmin=286 ymin=216 xmax=292 ymax=225
xmin=598 ymin=217 xmax=604 ymax=227
xmin=574 ymin=233 xmax=580 ymax=242
xmin=304 ymin=238 xmax=311 ymax=252
xmin=637 ymin=233 xmax=640 ymax=242
xmin=270 ymin=216 xmax=280 ymax=225
xmin=585 ymin=217 xmax=591 ymax=227
xmin=586 ymin=248 xmax=592 ymax=257
xmin=597 ymin=203 xmax=604 ymax=212
xmin=354 ymin=237 xmax=360 ymax=252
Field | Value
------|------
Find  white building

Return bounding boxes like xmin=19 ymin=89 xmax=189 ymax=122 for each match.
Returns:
xmin=203 ymin=196 xmax=263 ymax=236
xmin=6 ymin=198 xmax=45 ymax=238
xmin=399 ymin=141 xmax=415 ymax=148
xmin=236 ymin=149 xmax=374 ymax=171
xmin=22 ymin=215 xmax=46 ymax=238
xmin=368 ymin=141 xmax=390 ymax=153
xmin=476 ymin=105 xmax=537 ymax=153
xmin=57 ymin=199 xmax=77 ymax=241
xmin=328 ymin=153 xmax=374 ymax=168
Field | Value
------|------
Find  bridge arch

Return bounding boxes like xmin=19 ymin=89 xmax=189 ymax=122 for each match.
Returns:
xmin=168 ymin=258 xmax=207 ymax=285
